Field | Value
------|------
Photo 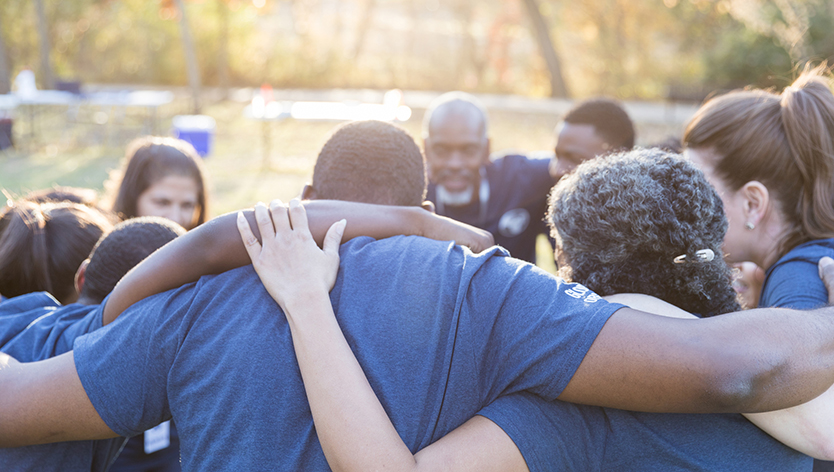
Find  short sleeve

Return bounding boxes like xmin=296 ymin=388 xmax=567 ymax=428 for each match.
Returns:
xmin=478 ymin=393 xmax=606 ymax=472
xmin=761 ymin=259 xmax=828 ymax=309
xmin=462 ymin=256 xmax=624 ymax=401
xmin=73 ymin=284 xmax=195 ymax=437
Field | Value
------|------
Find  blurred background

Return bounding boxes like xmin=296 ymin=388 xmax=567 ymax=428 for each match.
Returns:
xmin=1 ymin=0 xmax=833 ymax=215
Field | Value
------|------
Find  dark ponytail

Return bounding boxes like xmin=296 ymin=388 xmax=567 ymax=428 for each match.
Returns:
xmin=0 ymin=201 xmax=113 ymax=303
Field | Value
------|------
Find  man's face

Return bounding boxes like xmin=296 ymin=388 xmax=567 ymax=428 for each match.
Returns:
xmin=552 ymin=122 xmax=609 ymax=181
xmin=424 ymin=111 xmax=490 ymax=204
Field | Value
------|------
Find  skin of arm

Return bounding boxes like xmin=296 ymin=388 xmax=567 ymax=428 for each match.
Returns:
xmin=102 ymin=200 xmax=494 ymax=325
xmin=0 ymin=352 xmax=117 ymax=447
xmin=237 ymin=200 xmax=528 ymax=472
xmin=605 ymin=293 xmax=834 ymax=460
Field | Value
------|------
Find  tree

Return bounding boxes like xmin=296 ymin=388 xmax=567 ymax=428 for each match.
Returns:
xmin=174 ymin=0 xmax=202 ymax=113
xmin=522 ymin=0 xmax=569 ymax=98
xmin=33 ymin=0 xmax=54 ymax=89
xmin=0 ymin=17 xmax=10 ymax=94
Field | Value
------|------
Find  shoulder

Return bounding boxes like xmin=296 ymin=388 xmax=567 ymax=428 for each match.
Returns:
xmin=488 ymin=152 xmax=552 ymax=174
xmin=761 ymin=239 xmax=834 ymax=309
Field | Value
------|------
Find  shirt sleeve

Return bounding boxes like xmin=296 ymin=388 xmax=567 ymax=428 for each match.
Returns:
xmin=761 ymin=258 xmax=828 ymax=309
xmin=73 ymin=284 xmax=196 ymax=437
xmin=463 ymin=256 xmax=624 ymax=401
xmin=478 ymin=392 xmax=605 ymax=472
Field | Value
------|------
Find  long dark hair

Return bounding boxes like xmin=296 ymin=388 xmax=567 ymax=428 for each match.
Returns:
xmin=110 ymin=136 xmax=209 ymax=228
xmin=0 ymin=200 xmax=114 ymax=303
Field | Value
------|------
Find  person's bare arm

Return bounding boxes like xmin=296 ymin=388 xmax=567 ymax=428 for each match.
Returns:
xmin=609 ymin=293 xmax=834 ymax=460
xmin=238 ymin=200 xmax=527 ymax=472
xmin=103 ymin=200 xmax=494 ymax=325
xmin=559 ymin=305 xmax=834 ymax=414
xmin=0 ymin=352 xmax=117 ymax=447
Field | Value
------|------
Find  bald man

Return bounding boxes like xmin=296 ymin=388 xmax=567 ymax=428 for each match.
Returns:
xmin=423 ymin=92 xmax=555 ymax=263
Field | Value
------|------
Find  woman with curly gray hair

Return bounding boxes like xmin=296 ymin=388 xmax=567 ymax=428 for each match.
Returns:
xmin=548 ymin=147 xmax=740 ymax=317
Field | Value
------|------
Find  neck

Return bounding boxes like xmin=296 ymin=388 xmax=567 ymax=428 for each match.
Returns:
xmin=75 ymin=295 xmax=98 ymax=306
xmin=752 ymin=213 xmax=793 ymax=271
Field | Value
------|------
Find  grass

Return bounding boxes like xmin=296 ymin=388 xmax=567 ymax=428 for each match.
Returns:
xmin=0 ymin=94 xmax=684 ymax=272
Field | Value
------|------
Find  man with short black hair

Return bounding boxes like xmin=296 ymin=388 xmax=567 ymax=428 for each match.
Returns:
xmin=551 ymin=98 xmax=635 ymax=181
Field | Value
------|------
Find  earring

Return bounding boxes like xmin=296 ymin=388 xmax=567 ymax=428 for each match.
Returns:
xmin=745 ymin=222 xmax=755 ymax=230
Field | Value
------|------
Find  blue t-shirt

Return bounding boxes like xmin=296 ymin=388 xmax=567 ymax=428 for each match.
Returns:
xmin=0 ymin=293 xmax=126 ymax=472
xmin=759 ymin=238 xmax=834 ymax=472
xmin=479 ymin=393 xmax=810 ymax=471
xmin=760 ymin=238 xmax=834 ymax=310
xmin=427 ymin=153 xmax=554 ymax=263
xmin=74 ymin=236 xmax=622 ymax=471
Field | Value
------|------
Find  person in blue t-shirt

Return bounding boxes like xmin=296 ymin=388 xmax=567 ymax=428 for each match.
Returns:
xmin=0 ymin=215 xmax=185 ymax=472
xmin=3 ymin=121 xmax=834 ymax=471
xmin=684 ymin=66 xmax=834 ymax=471
xmin=423 ymin=93 xmax=634 ymax=264
xmin=248 ymin=149 xmax=831 ymax=471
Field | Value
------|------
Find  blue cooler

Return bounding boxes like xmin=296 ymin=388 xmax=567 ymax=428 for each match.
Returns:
xmin=172 ymin=115 xmax=216 ymax=157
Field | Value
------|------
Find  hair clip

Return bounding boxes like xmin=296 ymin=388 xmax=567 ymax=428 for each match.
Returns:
xmin=673 ymin=249 xmax=715 ymax=264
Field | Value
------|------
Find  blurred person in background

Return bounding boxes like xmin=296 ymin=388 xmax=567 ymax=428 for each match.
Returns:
xmin=423 ymin=93 xmax=633 ymax=264
xmin=683 ymin=64 xmax=834 ymax=472
xmin=108 ymin=136 xmax=209 ymax=231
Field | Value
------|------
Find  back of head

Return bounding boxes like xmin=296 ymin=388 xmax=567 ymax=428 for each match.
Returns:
xmin=564 ymin=98 xmax=635 ymax=150
xmin=312 ymin=120 xmax=427 ymax=206
xmin=81 ymin=217 xmax=185 ymax=304
xmin=422 ymin=91 xmax=489 ymax=139
xmin=0 ymin=200 xmax=114 ymax=303
xmin=111 ymin=136 xmax=209 ymax=225
xmin=24 ymin=186 xmax=101 ymax=208
xmin=683 ymin=64 xmax=834 ymax=253
xmin=548 ymin=148 xmax=740 ymax=317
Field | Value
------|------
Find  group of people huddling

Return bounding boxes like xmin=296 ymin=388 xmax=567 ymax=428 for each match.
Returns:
xmin=1 ymin=65 xmax=834 ymax=472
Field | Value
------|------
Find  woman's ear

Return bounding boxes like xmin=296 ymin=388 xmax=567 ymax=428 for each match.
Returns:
xmin=739 ymin=181 xmax=770 ymax=227
xmin=74 ymin=259 xmax=90 ymax=295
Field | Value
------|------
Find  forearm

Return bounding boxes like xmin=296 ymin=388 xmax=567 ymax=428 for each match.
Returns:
xmin=283 ymin=293 xmax=418 ymax=472
xmin=560 ymin=306 xmax=834 ymax=413
xmin=745 ymin=383 xmax=834 ymax=460
xmin=104 ymin=202 xmax=492 ymax=325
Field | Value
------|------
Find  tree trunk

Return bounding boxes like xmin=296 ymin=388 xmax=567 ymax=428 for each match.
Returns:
xmin=217 ymin=0 xmax=229 ymax=98
xmin=521 ymin=0 xmax=569 ymax=98
xmin=175 ymin=0 xmax=202 ymax=113
xmin=33 ymin=0 xmax=54 ymax=89
xmin=352 ymin=0 xmax=375 ymax=60
xmin=0 ymin=18 xmax=11 ymax=94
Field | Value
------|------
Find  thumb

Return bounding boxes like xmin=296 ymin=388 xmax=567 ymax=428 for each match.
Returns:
xmin=323 ymin=219 xmax=346 ymax=257
xmin=819 ymin=256 xmax=834 ymax=281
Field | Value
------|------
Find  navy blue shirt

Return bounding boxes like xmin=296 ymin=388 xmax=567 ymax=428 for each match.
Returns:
xmin=0 ymin=293 xmax=126 ymax=472
xmin=74 ymin=236 xmax=622 ymax=471
xmin=480 ymin=392 xmax=810 ymax=471
xmin=427 ymin=153 xmax=554 ymax=263
xmin=759 ymin=238 xmax=834 ymax=472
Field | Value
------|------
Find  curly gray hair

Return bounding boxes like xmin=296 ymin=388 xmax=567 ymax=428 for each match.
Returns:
xmin=548 ymin=148 xmax=740 ymax=317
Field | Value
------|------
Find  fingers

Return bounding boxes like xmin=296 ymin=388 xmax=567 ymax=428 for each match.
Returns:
xmin=254 ymin=202 xmax=275 ymax=239
xmin=323 ymin=219 xmax=347 ymax=258
xmin=236 ymin=212 xmax=261 ymax=263
xmin=270 ymin=199 xmax=291 ymax=234
xmin=287 ymin=198 xmax=309 ymax=233
xmin=818 ymin=256 xmax=834 ymax=305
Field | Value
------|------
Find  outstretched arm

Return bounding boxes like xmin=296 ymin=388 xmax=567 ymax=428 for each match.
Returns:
xmin=238 ymin=200 xmax=527 ymax=472
xmin=0 ymin=352 xmax=117 ymax=447
xmin=606 ymin=293 xmax=834 ymax=460
xmin=559 ymin=304 xmax=834 ymax=414
xmin=103 ymin=200 xmax=493 ymax=324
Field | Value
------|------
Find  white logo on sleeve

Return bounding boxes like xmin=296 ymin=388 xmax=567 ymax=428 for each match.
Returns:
xmin=564 ymin=284 xmax=601 ymax=303
xmin=498 ymin=208 xmax=530 ymax=237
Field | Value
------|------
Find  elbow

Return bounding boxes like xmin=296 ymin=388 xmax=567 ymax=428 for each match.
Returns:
xmin=698 ymin=347 xmax=793 ymax=413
